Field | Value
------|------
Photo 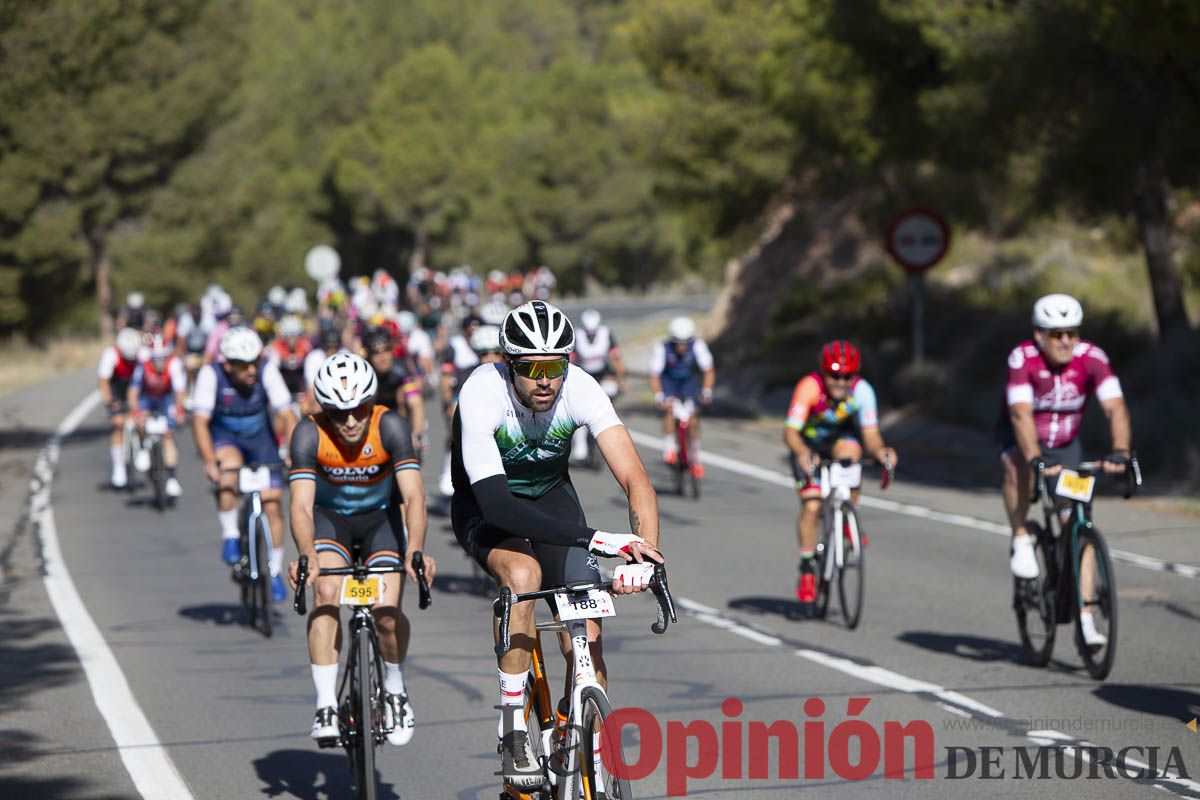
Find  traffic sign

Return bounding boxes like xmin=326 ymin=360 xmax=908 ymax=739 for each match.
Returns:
xmin=304 ymin=245 xmax=341 ymax=282
xmin=886 ymin=208 xmax=949 ymax=273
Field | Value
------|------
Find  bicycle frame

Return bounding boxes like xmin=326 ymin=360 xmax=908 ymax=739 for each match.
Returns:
xmin=672 ymin=398 xmax=695 ymax=469
xmin=817 ymin=462 xmax=862 ymax=582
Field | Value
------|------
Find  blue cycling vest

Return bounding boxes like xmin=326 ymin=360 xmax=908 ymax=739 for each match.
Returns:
xmin=211 ymin=363 xmax=271 ymax=438
xmin=660 ymin=340 xmax=699 ymax=382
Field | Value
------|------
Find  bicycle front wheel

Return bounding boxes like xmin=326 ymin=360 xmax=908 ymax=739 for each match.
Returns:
xmin=813 ymin=506 xmax=833 ymax=620
xmin=150 ymin=440 xmax=166 ymax=511
xmin=353 ymin=630 xmax=378 ymax=800
xmin=1013 ymin=521 xmax=1056 ymax=667
xmin=838 ymin=504 xmax=865 ymax=629
xmin=255 ymin=516 xmax=272 ymax=638
xmin=580 ymin=686 xmax=634 ymax=800
xmin=1075 ymin=526 xmax=1117 ymax=680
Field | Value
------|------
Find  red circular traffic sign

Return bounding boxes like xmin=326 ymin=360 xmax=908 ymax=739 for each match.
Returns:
xmin=886 ymin=208 xmax=949 ymax=273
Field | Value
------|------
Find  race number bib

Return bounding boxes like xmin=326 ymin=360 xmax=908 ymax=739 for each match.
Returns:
xmin=238 ymin=466 xmax=272 ymax=494
xmin=340 ymin=576 xmax=383 ymax=606
xmin=1055 ymin=470 xmax=1095 ymax=503
xmin=827 ymin=462 xmax=863 ymax=489
xmin=555 ymin=589 xmax=617 ymax=621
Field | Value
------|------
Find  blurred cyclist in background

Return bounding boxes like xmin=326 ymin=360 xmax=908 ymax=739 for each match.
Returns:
xmin=98 ymin=327 xmax=144 ymax=488
xmin=127 ymin=333 xmax=188 ymax=498
xmin=648 ymin=316 xmax=715 ymax=475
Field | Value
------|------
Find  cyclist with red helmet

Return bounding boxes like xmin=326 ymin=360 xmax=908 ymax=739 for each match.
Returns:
xmin=783 ymin=341 xmax=897 ymax=612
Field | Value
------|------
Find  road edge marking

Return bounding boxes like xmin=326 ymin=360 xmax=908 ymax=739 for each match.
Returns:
xmin=30 ymin=390 xmax=196 ymax=800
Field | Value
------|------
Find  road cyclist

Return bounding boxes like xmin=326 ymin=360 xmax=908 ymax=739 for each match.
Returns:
xmin=449 ymin=299 xmax=666 ymax=791
xmin=97 ymin=327 xmax=144 ymax=489
xmin=648 ymin=316 xmax=715 ymax=478
xmin=570 ymin=308 xmax=626 ymax=467
xmin=126 ymin=333 xmax=188 ymax=500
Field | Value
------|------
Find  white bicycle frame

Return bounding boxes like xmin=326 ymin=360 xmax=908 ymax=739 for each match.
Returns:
xmin=818 ymin=461 xmax=863 ymax=582
xmin=237 ymin=466 xmax=275 ymax=583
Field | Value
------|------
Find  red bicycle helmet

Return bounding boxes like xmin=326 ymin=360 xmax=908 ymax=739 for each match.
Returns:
xmin=820 ymin=340 xmax=861 ymax=375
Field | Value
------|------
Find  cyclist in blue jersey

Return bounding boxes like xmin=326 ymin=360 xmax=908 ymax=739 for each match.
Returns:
xmin=191 ymin=327 xmax=298 ymax=601
xmin=648 ymin=316 xmax=715 ymax=476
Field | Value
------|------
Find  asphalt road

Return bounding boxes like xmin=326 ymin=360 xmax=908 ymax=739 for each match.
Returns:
xmin=4 ymin=336 xmax=1200 ymax=799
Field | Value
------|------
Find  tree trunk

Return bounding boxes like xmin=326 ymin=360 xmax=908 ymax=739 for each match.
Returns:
xmin=1132 ymin=156 xmax=1190 ymax=340
xmin=90 ymin=230 xmax=114 ymax=338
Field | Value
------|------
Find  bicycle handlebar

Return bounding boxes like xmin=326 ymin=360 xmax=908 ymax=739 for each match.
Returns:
xmin=1033 ymin=454 xmax=1142 ymax=503
xmin=292 ymin=552 xmax=433 ymax=616
xmin=799 ymin=456 xmax=894 ymax=491
xmin=491 ymin=563 xmax=676 ymax=656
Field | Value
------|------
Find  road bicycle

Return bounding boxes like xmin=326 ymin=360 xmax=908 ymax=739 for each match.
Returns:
xmin=120 ymin=415 xmax=144 ymax=493
xmin=136 ymin=412 xmax=172 ymax=511
xmin=494 ymin=564 xmax=677 ymax=800
xmin=811 ymin=458 xmax=892 ymax=629
xmin=1013 ymin=456 xmax=1141 ymax=680
xmin=293 ymin=550 xmax=431 ymax=800
xmin=219 ymin=462 xmax=284 ymax=637
xmin=667 ymin=398 xmax=700 ymax=500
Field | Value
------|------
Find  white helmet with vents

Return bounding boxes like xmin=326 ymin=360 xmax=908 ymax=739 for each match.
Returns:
xmin=479 ymin=300 xmax=509 ymax=326
xmin=313 ymin=352 xmax=378 ymax=410
xmin=580 ymin=309 xmax=602 ymax=333
xmin=499 ymin=301 xmax=575 ymax=356
xmin=116 ymin=328 xmax=143 ymax=360
xmin=668 ymin=316 xmax=695 ymax=342
xmin=470 ymin=324 xmax=502 ymax=353
xmin=1032 ymin=294 xmax=1083 ymax=329
xmin=278 ymin=314 xmax=304 ymax=338
xmin=219 ymin=326 xmax=263 ymax=363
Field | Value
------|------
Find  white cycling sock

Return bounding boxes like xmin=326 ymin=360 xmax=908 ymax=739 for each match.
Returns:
xmin=312 ymin=663 xmax=339 ymax=709
xmin=110 ymin=444 xmax=123 ymax=471
xmin=218 ymin=509 xmax=239 ymax=540
xmin=663 ymin=435 xmax=676 ymax=454
xmin=269 ymin=545 xmax=284 ymax=577
xmin=497 ymin=669 xmax=528 ymax=737
xmin=384 ymin=662 xmax=406 ymax=695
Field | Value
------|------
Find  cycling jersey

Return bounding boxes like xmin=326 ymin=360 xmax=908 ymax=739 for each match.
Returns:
xmin=1004 ymin=339 xmax=1122 ymax=449
xmin=452 ymin=363 xmax=621 ymax=499
xmin=289 ymin=406 xmax=419 ymax=516
xmin=440 ymin=335 xmax=480 ymax=403
xmin=191 ymin=359 xmax=292 ymax=439
xmin=98 ymin=346 xmax=138 ymax=385
xmin=785 ymin=371 xmax=879 ymax=450
xmin=574 ymin=326 xmax=618 ymax=376
xmin=131 ymin=355 xmax=186 ymax=399
xmin=375 ymin=361 xmax=422 ymax=410
xmin=649 ymin=339 xmax=714 ymax=382
xmin=271 ymin=337 xmax=313 ymax=395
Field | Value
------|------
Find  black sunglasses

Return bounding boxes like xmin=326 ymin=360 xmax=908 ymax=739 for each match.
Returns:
xmin=326 ymin=402 xmax=373 ymax=423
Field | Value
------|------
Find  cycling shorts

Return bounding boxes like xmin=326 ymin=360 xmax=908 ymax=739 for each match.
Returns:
xmin=108 ymin=380 xmax=130 ymax=416
xmin=998 ymin=435 xmax=1082 ymax=472
xmin=660 ymin=376 xmax=700 ymax=402
xmin=210 ymin=424 xmax=284 ymax=488
xmin=138 ymin=394 xmax=178 ymax=428
xmin=313 ymin=506 xmax=404 ymax=566
xmin=792 ymin=436 xmax=862 ymax=497
xmin=452 ymin=481 xmax=601 ymax=597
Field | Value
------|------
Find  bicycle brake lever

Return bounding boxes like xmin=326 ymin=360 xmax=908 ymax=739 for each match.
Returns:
xmin=494 ymin=587 xmax=512 ymax=656
xmin=293 ymin=555 xmax=308 ymax=616
xmin=650 ymin=564 xmax=677 ymax=634
xmin=411 ymin=551 xmax=432 ymax=610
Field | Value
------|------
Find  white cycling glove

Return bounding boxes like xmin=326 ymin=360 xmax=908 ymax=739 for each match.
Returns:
xmin=612 ymin=562 xmax=655 ymax=591
xmin=588 ymin=530 xmax=649 ymax=558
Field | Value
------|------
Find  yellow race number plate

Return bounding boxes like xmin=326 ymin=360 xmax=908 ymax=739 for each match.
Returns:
xmin=340 ymin=576 xmax=383 ymax=606
xmin=1055 ymin=470 xmax=1095 ymax=503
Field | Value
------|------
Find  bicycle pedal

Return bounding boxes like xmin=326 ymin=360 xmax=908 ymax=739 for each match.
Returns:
xmin=315 ymin=736 xmax=340 ymax=749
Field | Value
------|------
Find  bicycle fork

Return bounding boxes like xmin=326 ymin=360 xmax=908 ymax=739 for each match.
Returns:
xmin=245 ymin=492 xmax=274 ymax=582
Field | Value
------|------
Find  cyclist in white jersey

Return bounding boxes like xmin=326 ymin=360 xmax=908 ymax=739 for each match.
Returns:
xmin=450 ymin=300 xmax=664 ymax=788
xmin=570 ymin=308 xmax=625 ymax=463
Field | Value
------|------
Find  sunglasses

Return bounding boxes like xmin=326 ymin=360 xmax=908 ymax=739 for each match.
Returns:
xmin=511 ymin=358 xmax=569 ymax=380
xmin=227 ymin=359 xmax=257 ymax=369
xmin=326 ymin=402 xmax=373 ymax=423
xmin=1040 ymin=328 xmax=1079 ymax=341
xmin=824 ymin=372 xmax=857 ymax=382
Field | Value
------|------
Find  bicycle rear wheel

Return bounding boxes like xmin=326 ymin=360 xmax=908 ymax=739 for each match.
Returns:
xmin=255 ymin=516 xmax=272 ymax=638
xmin=1075 ymin=526 xmax=1117 ymax=680
xmin=838 ymin=505 xmax=865 ymax=629
xmin=1013 ymin=521 xmax=1056 ymax=667
xmin=352 ymin=630 xmax=378 ymax=800
xmin=580 ymin=686 xmax=634 ymax=800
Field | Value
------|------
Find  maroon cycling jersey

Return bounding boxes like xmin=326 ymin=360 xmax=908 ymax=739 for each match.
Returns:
xmin=1005 ymin=339 xmax=1123 ymax=448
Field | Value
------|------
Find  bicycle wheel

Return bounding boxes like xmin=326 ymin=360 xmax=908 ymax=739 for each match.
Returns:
xmin=813 ymin=506 xmax=833 ymax=620
xmin=254 ymin=516 xmax=272 ymax=638
xmin=352 ymin=629 xmax=378 ymax=800
xmin=838 ymin=505 xmax=865 ymax=629
xmin=238 ymin=513 xmax=254 ymax=624
xmin=150 ymin=440 xmax=166 ymax=511
xmin=1012 ymin=521 xmax=1056 ymax=666
xmin=579 ymin=686 xmax=634 ymax=800
xmin=1075 ymin=526 xmax=1117 ymax=680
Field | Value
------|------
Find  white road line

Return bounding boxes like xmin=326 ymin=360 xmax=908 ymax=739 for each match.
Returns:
xmin=31 ymin=390 xmax=195 ymax=800
xmin=627 ymin=428 xmax=1200 ymax=580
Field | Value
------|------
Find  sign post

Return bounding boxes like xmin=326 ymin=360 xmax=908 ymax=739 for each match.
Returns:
xmin=885 ymin=209 xmax=949 ymax=365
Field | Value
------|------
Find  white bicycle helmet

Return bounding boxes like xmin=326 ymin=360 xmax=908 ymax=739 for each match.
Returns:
xmin=126 ymin=291 xmax=145 ymax=310
xmin=668 ymin=316 xmax=696 ymax=342
xmin=480 ymin=300 xmax=509 ymax=326
xmin=267 ymin=285 xmax=287 ymax=307
xmin=148 ymin=334 xmax=172 ymax=361
xmin=116 ymin=328 xmax=142 ymax=360
xmin=471 ymin=324 xmax=502 ymax=353
xmin=219 ymin=326 xmax=264 ymax=363
xmin=1032 ymin=294 xmax=1083 ymax=329
xmin=313 ymin=352 xmax=378 ymax=410
xmin=580 ymin=308 xmax=602 ymax=333
xmin=278 ymin=314 xmax=304 ymax=338
xmin=396 ymin=310 xmax=417 ymax=333
xmin=284 ymin=287 xmax=308 ymax=314
xmin=500 ymin=300 xmax=575 ymax=356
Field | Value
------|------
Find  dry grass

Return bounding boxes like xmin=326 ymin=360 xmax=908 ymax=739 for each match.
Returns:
xmin=0 ymin=335 xmax=106 ymax=398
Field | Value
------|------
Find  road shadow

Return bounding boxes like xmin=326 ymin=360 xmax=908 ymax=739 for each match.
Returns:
xmin=1092 ymin=684 xmax=1200 ymax=724
xmin=0 ymin=730 xmax=128 ymax=799
xmin=431 ymin=571 xmax=494 ymax=599
xmin=0 ymin=424 xmax=110 ymax=450
xmin=178 ymin=603 xmax=248 ymax=627
xmin=0 ymin=614 xmax=80 ymax=708
xmin=897 ymin=630 xmax=1029 ymax=664
xmin=253 ymin=748 xmax=400 ymax=800
xmin=728 ymin=595 xmax=811 ymax=622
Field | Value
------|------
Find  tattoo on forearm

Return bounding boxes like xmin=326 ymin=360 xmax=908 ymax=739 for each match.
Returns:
xmin=630 ymin=508 xmax=641 ymax=534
